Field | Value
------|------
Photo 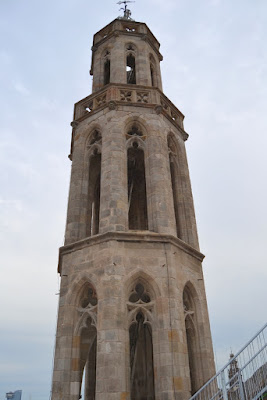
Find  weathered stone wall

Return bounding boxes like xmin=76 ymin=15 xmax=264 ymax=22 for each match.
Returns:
xmin=65 ymin=105 xmax=198 ymax=249
xmin=52 ymin=232 xmax=214 ymax=400
xmin=91 ymin=19 xmax=163 ymax=92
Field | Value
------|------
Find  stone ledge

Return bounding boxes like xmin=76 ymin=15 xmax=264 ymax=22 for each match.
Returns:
xmin=58 ymin=231 xmax=205 ymax=273
xmin=73 ymin=84 xmax=185 ymax=125
xmin=69 ymin=84 xmax=189 ymax=159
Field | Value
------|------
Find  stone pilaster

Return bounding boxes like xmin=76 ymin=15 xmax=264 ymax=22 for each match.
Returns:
xmin=146 ymin=124 xmax=177 ymax=236
xmin=99 ymin=116 xmax=128 ymax=233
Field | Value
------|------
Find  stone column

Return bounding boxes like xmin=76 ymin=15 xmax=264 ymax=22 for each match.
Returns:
xmin=110 ymin=37 xmax=126 ymax=85
xmin=99 ymin=116 xmax=128 ymax=233
xmin=153 ymin=244 xmax=191 ymax=400
xmin=146 ymin=121 xmax=177 ymax=235
xmin=177 ymin=140 xmax=199 ymax=250
xmin=95 ymin=277 xmax=129 ymax=400
xmin=194 ymin=278 xmax=216 ymax=385
xmin=64 ymin=136 xmax=86 ymax=245
xmin=137 ymin=40 xmax=150 ymax=86
xmin=51 ymin=278 xmax=76 ymax=400
xmin=92 ymin=49 xmax=103 ymax=93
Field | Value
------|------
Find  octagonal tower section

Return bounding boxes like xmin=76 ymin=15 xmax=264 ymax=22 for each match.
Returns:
xmin=51 ymin=17 xmax=215 ymax=400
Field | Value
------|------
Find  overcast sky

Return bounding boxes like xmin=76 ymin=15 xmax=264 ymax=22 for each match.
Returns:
xmin=1 ymin=0 xmax=267 ymax=399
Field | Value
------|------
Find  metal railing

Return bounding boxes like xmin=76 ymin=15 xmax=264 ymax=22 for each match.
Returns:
xmin=190 ymin=322 xmax=267 ymax=400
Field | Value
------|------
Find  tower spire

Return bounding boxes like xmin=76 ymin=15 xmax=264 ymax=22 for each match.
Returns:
xmin=117 ymin=0 xmax=135 ymax=19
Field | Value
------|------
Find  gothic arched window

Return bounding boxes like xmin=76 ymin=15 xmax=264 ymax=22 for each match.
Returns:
xmin=103 ymin=50 xmax=110 ymax=86
xmin=150 ymin=65 xmax=155 ymax=87
xmin=127 ymin=135 xmax=148 ymax=230
xmin=87 ymin=131 xmax=102 ymax=237
xmin=126 ymin=44 xmax=136 ymax=84
xmin=128 ymin=283 xmax=155 ymax=400
xmin=76 ymin=283 xmax=98 ymax=400
xmin=127 ymin=54 xmax=136 ymax=84
xmin=183 ymin=284 xmax=199 ymax=395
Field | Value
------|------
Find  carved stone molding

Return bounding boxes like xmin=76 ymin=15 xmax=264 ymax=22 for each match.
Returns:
xmin=70 ymin=120 xmax=79 ymax=128
xmin=154 ymin=105 xmax=163 ymax=115
xmin=108 ymin=100 xmax=117 ymax=110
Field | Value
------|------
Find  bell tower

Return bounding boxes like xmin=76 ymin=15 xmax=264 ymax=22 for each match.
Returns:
xmin=51 ymin=7 xmax=215 ymax=400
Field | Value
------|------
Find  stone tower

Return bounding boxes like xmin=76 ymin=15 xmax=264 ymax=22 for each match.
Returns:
xmin=51 ymin=9 xmax=215 ymax=400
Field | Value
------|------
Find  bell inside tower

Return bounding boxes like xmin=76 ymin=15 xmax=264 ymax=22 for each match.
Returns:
xmin=126 ymin=54 xmax=136 ymax=84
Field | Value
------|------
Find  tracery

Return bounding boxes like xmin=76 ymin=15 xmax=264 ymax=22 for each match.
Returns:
xmin=128 ymin=283 xmax=155 ymax=400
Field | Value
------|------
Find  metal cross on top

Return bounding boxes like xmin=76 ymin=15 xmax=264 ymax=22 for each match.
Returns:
xmin=117 ymin=0 xmax=135 ymax=19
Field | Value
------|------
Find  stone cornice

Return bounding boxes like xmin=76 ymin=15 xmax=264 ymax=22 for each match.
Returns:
xmin=69 ymin=83 xmax=188 ymax=158
xmin=93 ymin=19 xmax=161 ymax=50
xmin=73 ymin=84 xmax=185 ymax=120
xmin=58 ymin=231 xmax=205 ymax=273
xmin=90 ymin=19 xmax=163 ymax=76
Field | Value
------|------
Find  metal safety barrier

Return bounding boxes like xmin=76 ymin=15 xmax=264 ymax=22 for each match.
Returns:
xmin=190 ymin=322 xmax=267 ymax=400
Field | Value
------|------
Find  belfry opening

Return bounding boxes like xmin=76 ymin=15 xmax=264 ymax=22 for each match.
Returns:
xmin=129 ymin=283 xmax=155 ymax=400
xmin=86 ymin=130 xmax=102 ymax=237
xmin=127 ymin=141 xmax=148 ymax=231
xmin=126 ymin=54 xmax=136 ymax=84
xmin=104 ymin=59 xmax=110 ymax=85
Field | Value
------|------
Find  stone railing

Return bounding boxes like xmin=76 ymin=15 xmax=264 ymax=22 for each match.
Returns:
xmin=73 ymin=84 xmax=184 ymax=130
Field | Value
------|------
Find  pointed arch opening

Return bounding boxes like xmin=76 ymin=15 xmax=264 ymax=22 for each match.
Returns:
xmin=76 ymin=284 xmax=98 ymax=400
xmin=168 ymin=135 xmax=181 ymax=238
xmin=127 ymin=140 xmax=148 ymax=230
xmin=150 ymin=55 xmax=157 ymax=87
xmin=104 ymin=59 xmax=110 ymax=85
xmin=128 ymin=283 xmax=155 ymax=400
xmin=183 ymin=284 xmax=200 ymax=395
xmin=103 ymin=49 xmax=111 ymax=86
xmin=86 ymin=131 xmax=102 ymax=237
xmin=79 ymin=317 xmax=97 ymax=400
xmin=127 ymin=54 xmax=136 ymax=84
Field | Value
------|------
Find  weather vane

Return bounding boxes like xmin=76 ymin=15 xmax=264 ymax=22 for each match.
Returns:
xmin=117 ymin=0 xmax=135 ymax=20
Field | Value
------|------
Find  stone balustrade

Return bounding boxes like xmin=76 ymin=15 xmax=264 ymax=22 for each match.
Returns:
xmin=73 ymin=84 xmax=185 ymax=130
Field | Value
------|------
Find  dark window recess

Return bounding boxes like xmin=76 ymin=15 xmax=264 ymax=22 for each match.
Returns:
xmin=81 ymin=285 xmax=98 ymax=308
xmin=87 ymin=153 xmax=101 ymax=237
xmin=183 ymin=287 xmax=198 ymax=395
xmin=170 ymin=160 xmax=180 ymax=238
xmin=129 ymin=312 xmax=155 ymax=400
xmin=128 ymin=124 xmax=143 ymax=137
xmin=150 ymin=65 xmax=155 ymax=87
xmin=127 ymin=54 xmax=136 ymax=84
xmin=104 ymin=59 xmax=110 ymax=85
xmin=128 ymin=146 xmax=148 ymax=230
xmin=90 ymin=130 xmax=101 ymax=145
xmin=79 ymin=317 xmax=97 ymax=400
